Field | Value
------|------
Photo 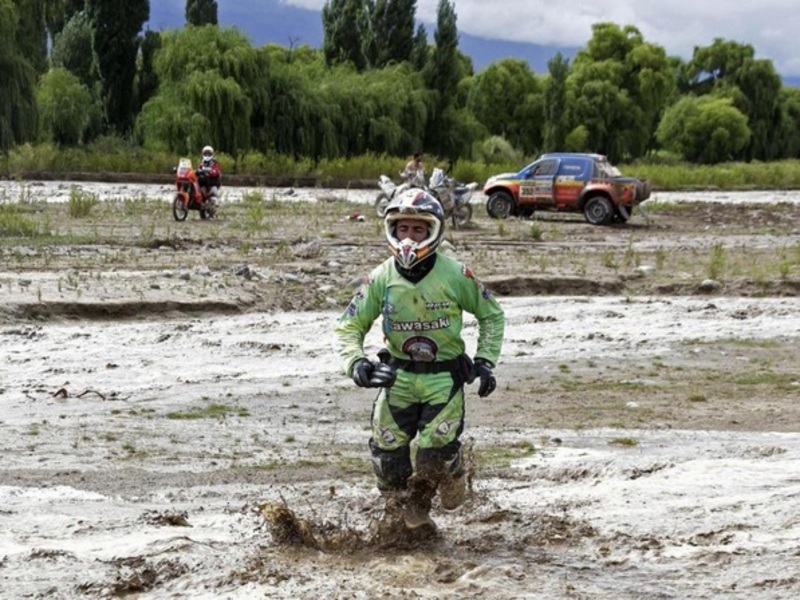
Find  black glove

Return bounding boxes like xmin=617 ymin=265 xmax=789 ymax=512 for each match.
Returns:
xmin=472 ymin=358 xmax=496 ymax=398
xmin=369 ymin=362 xmax=396 ymax=388
xmin=352 ymin=358 xmax=397 ymax=388
xmin=352 ymin=358 xmax=375 ymax=388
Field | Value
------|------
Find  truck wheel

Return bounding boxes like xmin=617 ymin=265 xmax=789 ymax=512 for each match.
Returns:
xmin=584 ymin=196 xmax=613 ymax=225
xmin=486 ymin=191 xmax=513 ymax=219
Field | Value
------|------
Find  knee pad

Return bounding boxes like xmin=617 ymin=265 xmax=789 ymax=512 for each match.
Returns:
xmin=416 ymin=441 xmax=463 ymax=478
xmin=369 ymin=439 xmax=412 ymax=491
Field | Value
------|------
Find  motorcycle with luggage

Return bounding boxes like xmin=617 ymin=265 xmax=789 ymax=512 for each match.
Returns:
xmin=427 ymin=167 xmax=477 ymax=229
xmin=374 ymin=168 xmax=425 ymax=218
xmin=172 ymin=158 xmax=218 ymax=221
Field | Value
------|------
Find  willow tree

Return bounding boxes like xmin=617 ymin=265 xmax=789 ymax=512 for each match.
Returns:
xmin=12 ymin=0 xmax=61 ymax=75
xmin=656 ymin=95 xmax=750 ymax=163
xmin=774 ymin=87 xmax=800 ymax=159
xmin=137 ymin=26 xmax=263 ymax=155
xmin=37 ymin=67 xmax=99 ymax=145
xmin=0 ymin=0 xmax=38 ymax=150
xmin=567 ymin=23 xmax=674 ymax=161
xmin=687 ymin=39 xmax=782 ymax=161
xmin=467 ymin=58 xmax=543 ymax=155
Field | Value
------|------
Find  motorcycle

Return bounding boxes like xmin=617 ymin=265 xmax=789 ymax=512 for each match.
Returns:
xmin=427 ymin=167 xmax=477 ymax=229
xmin=374 ymin=169 xmax=424 ymax=218
xmin=172 ymin=158 xmax=218 ymax=221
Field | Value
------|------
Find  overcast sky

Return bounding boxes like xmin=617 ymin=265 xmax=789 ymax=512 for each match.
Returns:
xmin=282 ymin=0 xmax=800 ymax=77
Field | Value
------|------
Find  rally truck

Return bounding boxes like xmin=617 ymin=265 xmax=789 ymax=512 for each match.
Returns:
xmin=483 ymin=152 xmax=652 ymax=225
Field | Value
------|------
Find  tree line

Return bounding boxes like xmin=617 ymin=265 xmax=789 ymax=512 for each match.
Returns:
xmin=2 ymin=0 xmax=800 ymax=166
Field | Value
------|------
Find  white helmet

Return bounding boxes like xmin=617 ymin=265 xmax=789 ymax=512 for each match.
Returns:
xmin=202 ymin=145 xmax=214 ymax=159
xmin=384 ymin=188 xmax=445 ymax=269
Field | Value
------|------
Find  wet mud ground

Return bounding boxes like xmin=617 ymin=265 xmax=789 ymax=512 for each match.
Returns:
xmin=1 ymin=182 xmax=800 ymax=598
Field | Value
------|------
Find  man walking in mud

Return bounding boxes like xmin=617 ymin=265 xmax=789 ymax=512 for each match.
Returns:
xmin=334 ymin=188 xmax=505 ymax=531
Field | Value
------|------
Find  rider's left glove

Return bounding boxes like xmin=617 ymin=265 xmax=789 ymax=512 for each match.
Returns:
xmin=472 ymin=358 xmax=496 ymax=398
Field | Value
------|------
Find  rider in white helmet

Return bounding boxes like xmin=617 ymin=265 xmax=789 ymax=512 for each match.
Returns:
xmin=197 ymin=145 xmax=222 ymax=207
xmin=334 ymin=188 xmax=505 ymax=531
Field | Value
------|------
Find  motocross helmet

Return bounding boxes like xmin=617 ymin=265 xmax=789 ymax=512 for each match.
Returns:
xmin=384 ymin=188 xmax=445 ymax=269
xmin=202 ymin=145 xmax=214 ymax=159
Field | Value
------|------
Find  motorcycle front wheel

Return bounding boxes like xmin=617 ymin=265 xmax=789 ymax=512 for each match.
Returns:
xmin=451 ymin=203 xmax=473 ymax=229
xmin=375 ymin=193 xmax=390 ymax=218
xmin=172 ymin=195 xmax=189 ymax=221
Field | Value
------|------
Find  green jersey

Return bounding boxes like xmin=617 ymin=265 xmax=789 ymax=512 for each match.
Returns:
xmin=335 ymin=254 xmax=505 ymax=375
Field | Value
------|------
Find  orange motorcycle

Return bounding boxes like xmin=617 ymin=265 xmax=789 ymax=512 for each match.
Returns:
xmin=172 ymin=158 xmax=216 ymax=221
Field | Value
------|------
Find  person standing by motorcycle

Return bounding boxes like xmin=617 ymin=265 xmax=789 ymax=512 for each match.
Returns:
xmin=402 ymin=151 xmax=426 ymax=188
xmin=334 ymin=188 xmax=505 ymax=530
xmin=196 ymin=145 xmax=222 ymax=207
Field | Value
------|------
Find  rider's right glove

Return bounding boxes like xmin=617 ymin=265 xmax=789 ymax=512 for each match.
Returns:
xmin=472 ymin=358 xmax=496 ymax=398
xmin=352 ymin=359 xmax=396 ymax=388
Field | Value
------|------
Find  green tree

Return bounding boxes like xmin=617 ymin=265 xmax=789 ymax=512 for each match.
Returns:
xmin=86 ymin=0 xmax=149 ymax=134
xmin=48 ymin=0 xmax=84 ymax=39
xmin=12 ymin=0 xmax=57 ymax=74
xmin=424 ymin=0 xmax=461 ymax=156
xmin=410 ymin=23 xmax=428 ymax=71
xmin=542 ymin=52 xmax=570 ymax=152
xmin=0 ymin=0 xmax=38 ymax=150
xmin=369 ymin=0 xmax=416 ymax=68
xmin=137 ymin=26 xmax=262 ymax=154
xmin=186 ymin=0 xmax=217 ymax=26
xmin=774 ymin=87 xmax=800 ymax=158
xmin=51 ymin=10 xmax=95 ymax=88
xmin=656 ymin=95 xmax=750 ymax=163
xmin=37 ymin=67 xmax=99 ymax=145
xmin=686 ymin=39 xmax=782 ymax=161
xmin=468 ymin=59 xmax=542 ymax=155
xmin=322 ymin=0 xmax=366 ymax=70
xmin=567 ymin=22 xmax=674 ymax=161
xmin=136 ymin=30 xmax=162 ymax=114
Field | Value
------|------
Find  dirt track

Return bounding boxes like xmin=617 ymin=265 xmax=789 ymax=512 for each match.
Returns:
xmin=1 ymin=186 xmax=800 ymax=598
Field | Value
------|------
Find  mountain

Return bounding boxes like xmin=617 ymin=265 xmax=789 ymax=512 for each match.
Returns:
xmin=146 ymin=0 xmax=576 ymax=74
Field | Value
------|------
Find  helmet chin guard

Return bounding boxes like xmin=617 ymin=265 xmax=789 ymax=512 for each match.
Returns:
xmin=384 ymin=188 xmax=445 ymax=269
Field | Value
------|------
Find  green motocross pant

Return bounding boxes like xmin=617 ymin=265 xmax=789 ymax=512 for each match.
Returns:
xmin=368 ymin=357 xmax=471 ymax=491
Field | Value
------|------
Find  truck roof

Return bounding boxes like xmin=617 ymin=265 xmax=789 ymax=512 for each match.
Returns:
xmin=540 ymin=152 xmax=609 ymax=162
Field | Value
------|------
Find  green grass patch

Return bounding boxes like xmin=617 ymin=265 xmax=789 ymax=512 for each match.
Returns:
xmin=608 ymin=437 xmax=638 ymax=447
xmin=733 ymin=372 xmax=799 ymax=388
xmin=166 ymin=403 xmax=250 ymax=420
xmin=476 ymin=441 xmax=536 ymax=469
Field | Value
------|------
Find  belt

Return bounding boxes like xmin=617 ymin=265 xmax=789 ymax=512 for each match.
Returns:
xmin=389 ymin=356 xmax=463 ymax=374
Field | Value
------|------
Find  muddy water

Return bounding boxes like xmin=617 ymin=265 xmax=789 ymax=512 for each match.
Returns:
xmin=1 ymin=297 xmax=799 ymax=597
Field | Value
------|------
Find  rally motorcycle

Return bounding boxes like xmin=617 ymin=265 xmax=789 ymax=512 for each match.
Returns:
xmin=374 ymin=169 xmax=425 ymax=218
xmin=427 ymin=167 xmax=478 ymax=229
xmin=172 ymin=158 xmax=217 ymax=221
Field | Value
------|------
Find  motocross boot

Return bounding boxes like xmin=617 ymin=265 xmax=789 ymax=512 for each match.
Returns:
xmin=401 ymin=474 xmax=437 ymax=531
xmin=438 ymin=471 xmax=466 ymax=510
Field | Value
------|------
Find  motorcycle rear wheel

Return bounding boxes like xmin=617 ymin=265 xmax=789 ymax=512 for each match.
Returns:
xmin=172 ymin=195 xmax=189 ymax=221
xmin=375 ymin=193 xmax=390 ymax=218
xmin=451 ymin=203 xmax=473 ymax=229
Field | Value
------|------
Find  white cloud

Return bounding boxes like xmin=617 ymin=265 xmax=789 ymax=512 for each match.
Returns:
xmin=282 ymin=0 xmax=800 ymax=76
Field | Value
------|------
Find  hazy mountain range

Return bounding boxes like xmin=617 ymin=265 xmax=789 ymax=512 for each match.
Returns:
xmin=147 ymin=1 xmax=799 ymax=86
xmin=146 ymin=1 xmax=578 ymax=75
